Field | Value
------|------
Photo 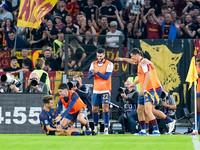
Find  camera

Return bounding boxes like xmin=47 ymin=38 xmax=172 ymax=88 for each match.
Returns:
xmin=161 ymin=91 xmax=168 ymax=102
xmin=1 ymin=74 xmax=21 ymax=87
xmin=67 ymin=80 xmax=79 ymax=90
xmin=30 ymin=78 xmax=38 ymax=86
xmin=118 ymin=87 xmax=126 ymax=94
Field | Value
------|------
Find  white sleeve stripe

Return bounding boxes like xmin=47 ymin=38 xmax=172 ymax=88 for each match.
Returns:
xmin=141 ymin=64 xmax=148 ymax=73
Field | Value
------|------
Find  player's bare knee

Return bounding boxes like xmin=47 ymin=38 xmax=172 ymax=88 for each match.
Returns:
xmin=92 ymin=107 xmax=99 ymax=113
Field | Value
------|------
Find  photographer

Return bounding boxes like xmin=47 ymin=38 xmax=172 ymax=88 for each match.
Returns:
xmin=0 ymin=74 xmax=21 ymax=93
xmin=155 ymin=91 xmax=177 ymax=134
xmin=24 ymin=72 xmax=50 ymax=95
xmin=71 ymin=75 xmax=92 ymax=119
xmin=116 ymin=81 xmax=139 ymax=134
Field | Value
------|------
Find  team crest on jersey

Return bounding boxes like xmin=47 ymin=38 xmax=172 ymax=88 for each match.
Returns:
xmin=91 ymin=9 xmax=94 ymax=12
xmin=109 ymin=8 xmax=112 ymax=11
xmin=44 ymin=120 xmax=48 ymax=124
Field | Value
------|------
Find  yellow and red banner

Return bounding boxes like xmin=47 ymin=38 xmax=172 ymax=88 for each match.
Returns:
xmin=17 ymin=0 xmax=58 ymax=28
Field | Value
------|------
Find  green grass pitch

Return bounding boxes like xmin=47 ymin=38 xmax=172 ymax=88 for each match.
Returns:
xmin=0 ymin=134 xmax=199 ymax=150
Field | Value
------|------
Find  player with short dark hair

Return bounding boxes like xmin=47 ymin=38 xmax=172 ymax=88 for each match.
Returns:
xmin=55 ymin=83 xmax=92 ymax=135
xmin=115 ymin=48 xmax=160 ymax=135
xmin=88 ymin=48 xmax=114 ymax=135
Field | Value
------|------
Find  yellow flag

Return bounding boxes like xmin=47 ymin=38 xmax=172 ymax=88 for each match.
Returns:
xmin=17 ymin=0 xmax=58 ymax=28
xmin=186 ymin=56 xmax=198 ymax=89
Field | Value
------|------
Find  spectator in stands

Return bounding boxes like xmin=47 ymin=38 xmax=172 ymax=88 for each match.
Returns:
xmin=126 ymin=0 xmax=144 ymax=14
xmin=0 ymin=4 xmax=13 ymax=22
xmin=182 ymin=1 xmax=194 ymax=15
xmin=18 ymin=49 xmax=32 ymax=70
xmin=123 ymin=12 xmax=137 ymax=27
xmin=0 ymin=1 xmax=12 ymax=12
xmin=53 ymin=32 xmax=65 ymax=56
xmin=25 ymin=72 xmax=50 ymax=95
xmin=31 ymin=58 xmax=51 ymax=93
xmin=106 ymin=21 xmax=124 ymax=48
xmin=151 ymin=9 xmax=180 ymax=39
xmin=43 ymin=61 xmax=52 ymax=72
xmin=83 ymin=0 xmax=98 ymax=20
xmin=10 ymin=58 xmax=32 ymax=74
xmin=60 ymin=44 xmax=76 ymax=71
xmin=81 ymin=29 xmax=97 ymax=57
xmin=65 ymin=0 xmax=80 ymax=23
xmin=99 ymin=0 xmax=117 ymax=23
xmin=161 ymin=5 xmax=169 ymax=16
xmin=42 ymin=14 xmax=50 ymax=29
xmin=70 ymin=39 xmax=86 ymax=68
xmin=76 ymin=11 xmax=86 ymax=30
xmin=88 ymin=18 xmax=99 ymax=33
xmin=0 ymin=56 xmax=20 ymax=72
xmin=117 ymin=80 xmax=138 ymax=134
xmin=0 ymin=18 xmax=16 ymax=47
xmin=191 ymin=6 xmax=200 ymax=23
xmin=43 ymin=19 xmax=58 ymax=47
xmin=123 ymin=22 xmax=134 ymax=47
xmin=194 ymin=15 xmax=200 ymax=39
xmin=180 ymin=14 xmax=196 ymax=39
xmin=143 ymin=0 xmax=152 ymax=16
xmin=61 ymin=14 xmax=78 ymax=35
xmin=142 ymin=9 xmax=162 ymax=39
xmin=55 ymin=13 xmax=66 ymax=31
xmin=43 ymin=49 xmax=60 ymax=71
xmin=98 ymin=16 xmax=109 ymax=46
xmin=55 ymin=0 xmax=68 ymax=24
xmin=6 ymin=30 xmax=27 ymax=50
xmin=72 ymin=75 xmax=92 ymax=119
xmin=166 ymin=0 xmax=184 ymax=16
xmin=10 ymin=0 xmax=20 ymax=12
xmin=29 ymin=25 xmax=45 ymax=48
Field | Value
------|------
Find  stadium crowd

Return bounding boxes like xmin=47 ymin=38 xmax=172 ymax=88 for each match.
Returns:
xmin=0 ymin=0 xmax=200 ymax=135
xmin=1 ymin=0 xmax=200 ymax=72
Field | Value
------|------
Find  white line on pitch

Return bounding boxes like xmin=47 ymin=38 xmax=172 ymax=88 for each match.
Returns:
xmin=192 ymin=135 xmax=200 ymax=150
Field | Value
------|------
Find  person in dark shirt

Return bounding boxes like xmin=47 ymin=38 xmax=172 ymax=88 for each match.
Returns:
xmin=43 ymin=19 xmax=58 ymax=47
xmin=72 ymin=75 xmax=92 ymax=119
xmin=30 ymin=25 xmax=45 ymax=48
xmin=43 ymin=49 xmax=60 ymax=71
xmin=99 ymin=0 xmax=117 ymax=23
xmin=55 ymin=0 xmax=68 ymax=24
xmin=180 ymin=14 xmax=196 ymax=39
xmin=18 ymin=49 xmax=32 ymax=70
xmin=6 ymin=31 xmax=26 ymax=50
xmin=0 ymin=56 xmax=20 ymax=72
xmin=61 ymin=14 xmax=78 ymax=35
xmin=98 ymin=16 xmax=109 ymax=46
xmin=83 ymin=0 xmax=98 ymax=20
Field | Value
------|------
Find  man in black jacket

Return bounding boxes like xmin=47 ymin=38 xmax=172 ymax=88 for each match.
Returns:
xmin=72 ymin=75 xmax=92 ymax=119
xmin=117 ymin=80 xmax=139 ymax=134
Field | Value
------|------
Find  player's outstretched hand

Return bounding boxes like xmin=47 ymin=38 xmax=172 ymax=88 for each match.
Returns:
xmin=114 ymin=57 xmax=123 ymax=61
xmin=55 ymin=114 xmax=62 ymax=123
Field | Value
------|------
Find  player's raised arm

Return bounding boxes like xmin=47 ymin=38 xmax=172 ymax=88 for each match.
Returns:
xmin=115 ymin=57 xmax=135 ymax=64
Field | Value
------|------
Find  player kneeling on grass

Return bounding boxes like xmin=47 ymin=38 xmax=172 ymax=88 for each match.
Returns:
xmin=39 ymin=95 xmax=82 ymax=136
xmin=55 ymin=83 xmax=92 ymax=135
